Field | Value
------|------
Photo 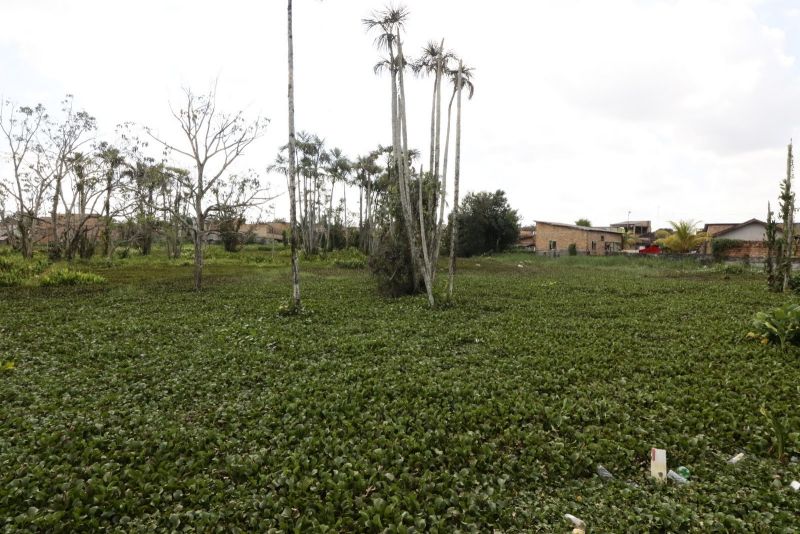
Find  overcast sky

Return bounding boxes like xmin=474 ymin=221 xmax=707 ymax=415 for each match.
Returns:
xmin=2 ymin=0 xmax=800 ymax=229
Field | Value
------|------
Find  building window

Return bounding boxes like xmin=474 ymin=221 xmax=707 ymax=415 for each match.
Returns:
xmin=600 ymin=235 xmax=605 ymax=242
xmin=549 ymin=240 xmax=557 ymax=250
xmin=591 ymin=241 xmax=596 ymax=251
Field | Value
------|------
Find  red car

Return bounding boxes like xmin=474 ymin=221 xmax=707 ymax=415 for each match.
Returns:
xmin=639 ymin=245 xmax=661 ymax=255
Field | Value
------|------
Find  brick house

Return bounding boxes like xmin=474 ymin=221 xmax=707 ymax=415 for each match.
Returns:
xmin=32 ymin=214 xmax=104 ymax=245
xmin=534 ymin=221 xmax=623 ymax=256
xmin=704 ymin=218 xmax=800 ymax=259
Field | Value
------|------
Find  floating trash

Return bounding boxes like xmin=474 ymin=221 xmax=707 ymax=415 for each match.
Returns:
xmin=727 ymin=453 xmax=745 ymax=464
xmin=650 ymin=448 xmax=667 ymax=482
xmin=597 ymin=464 xmax=614 ymax=481
xmin=564 ymin=514 xmax=586 ymax=533
xmin=791 ymin=480 xmax=800 ymax=491
xmin=667 ymin=469 xmax=689 ymax=484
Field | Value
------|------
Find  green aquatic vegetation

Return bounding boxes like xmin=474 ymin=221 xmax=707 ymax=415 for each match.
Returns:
xmin=0 ymin=251 xmax=798 ymax=531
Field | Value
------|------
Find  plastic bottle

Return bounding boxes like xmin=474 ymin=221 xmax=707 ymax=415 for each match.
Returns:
xmin=667 ymin=469 xmax=689 ymax=484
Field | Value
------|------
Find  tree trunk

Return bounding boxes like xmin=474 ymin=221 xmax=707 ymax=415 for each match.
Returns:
xmin=193 ymin=226 xmax=204 ymax=291
xmin=431 ymin=45 xmax=444 ymax=235
xmin=327 ymin=179 xmax=335 ymax=251
xmin=287 ymin=0 xmax=301 ymax=307
xmin=19 ymin=215 xmax=33 ymax=260
xmin=50 ymin=174 xmax=62 ymax=259
xmin=343 ymin=185 xmax=347 ymax=248
xmin=430 ymin=58 xmax=450 ymax=287
xmin=104 ymin=169 xmax=113 ymax=258
xmin=447 ymin=64 xmax=463 ymax=298
xmin=783 ymin=142 xmax=794 ymax=292
xmin=395 ymin=33 xmax=426 ymax=297
xmin=416 ymin=164 xmax=434 ymax=306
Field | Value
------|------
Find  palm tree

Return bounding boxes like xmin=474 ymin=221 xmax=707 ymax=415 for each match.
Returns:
xmin=447 ymin=60 xmax=473 ymax=298
xmin=364 ymin=7 xmax=425 ymax=297
xmin=659 ymin=220 xmax=706 ymax=253
xmin=287 ymin=0 xmax=301 ymax=308
xmin=324 ymin=147 xmax=351 ymax=251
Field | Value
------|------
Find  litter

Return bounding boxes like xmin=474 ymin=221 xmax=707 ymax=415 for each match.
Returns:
xmin=727 ymin=453 xmax=745 ymax=464
xmin=791 ymin=480 xmax=800 ymax=491
xmin=667 ymin=469 xmax=689 ymax=484
xmin=650 ymin=448 xmax=667 ymax=481
xmin=675 ymin=466 xmax=691 ymax=480
xmin=564 ymin=514 xmax=586 ymax=533
xmin=597 ymin=464 xmax=614 ymax=481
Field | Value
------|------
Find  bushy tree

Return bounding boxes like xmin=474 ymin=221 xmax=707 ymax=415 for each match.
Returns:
xmin=575 ymin=218 xmax=591 ymax=227
xmin=454 ymin=190 xmax=520 ymax=257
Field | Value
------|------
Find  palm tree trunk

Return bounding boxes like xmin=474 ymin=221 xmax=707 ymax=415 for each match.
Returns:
xmin=447 ymin=64 xmax=463 ymax=298
xmin=432 ymin=46 xmax=444 ymax=232
xmin=327 ymin=179 xmax=335 ymax=251
xmin=287 ymin=0 xmax=301 ymax=307
xmin=396 ymin=32 xmax=430 ymax=301
xmin=389 ymin=38 xmax=420 ymax=291
xmin=430 ymin=59 xmax=450 ymax=287
xmin=417 ymin=163 xmax=434 ymax=306
xmin=104 ymin=169 xmax=113 ymax=258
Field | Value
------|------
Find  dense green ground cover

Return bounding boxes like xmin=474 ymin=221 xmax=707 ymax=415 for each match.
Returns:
xmin=1 ymin=249 xmax=799 ymax=532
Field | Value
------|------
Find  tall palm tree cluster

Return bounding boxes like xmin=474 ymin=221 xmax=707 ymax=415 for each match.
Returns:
xmin=269 ymin=134 xmax=394 ymax=256
xmin=363 ymin=6 xmax=474 ymax=306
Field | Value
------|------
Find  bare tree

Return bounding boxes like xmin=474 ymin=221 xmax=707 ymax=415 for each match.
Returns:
xmin=30 ymin=96 xmax=96 ymax=260
xmin=148 ymin=86 xmax=268 ymax=290
xmin=0 ymin=100 xmax=48 ymax=258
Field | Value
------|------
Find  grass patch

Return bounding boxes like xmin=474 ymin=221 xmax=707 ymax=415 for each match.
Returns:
xmin=0 ymin=250 xmax=798 ymax=531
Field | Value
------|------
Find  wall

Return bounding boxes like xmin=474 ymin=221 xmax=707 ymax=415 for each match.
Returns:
xmin=721 ymin=222 xmax=768 ymax=241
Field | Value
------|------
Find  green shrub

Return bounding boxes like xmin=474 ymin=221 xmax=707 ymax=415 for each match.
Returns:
xmin=39 ymin=268 xmax=106 ymax=287
xmin=788 ymin=273 xmax=800 ymax=293
xmin=716 ymin=263 xmax=746 ymax=275
xmin=0 ymin=255 xmax=50 ymax=286
xmin=333 ymin=259 xmax=365 ymax=269
xmin=0 ymin=256 xmax=14 ymax=273
xmin=747 ymin=303 xmax=800 ymax=351
xmin=368 ymin=231 xmax=418 ymax=297
xmin=0 ymin=272 xmax=25 ymax=287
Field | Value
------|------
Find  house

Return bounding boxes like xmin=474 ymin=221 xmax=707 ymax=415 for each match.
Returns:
xmin=241 ymin=221 xmax=288 ymax=243
xmin=206 ymin=220 xmax=288 ymax=244
xmin=32 ymin=214 xmax=104 ymax=245
xmin=535 ymin=221 xmax=623 ymax=256
xmin=611 ymin=220 xmax=653 ymax=247
xmin=703 ymin=223 xmax=737 ymax=237
xmin=703 ymin=218 xmax=800 ymax=258
xmin=611 ymin=220 xmax=651 ymax=236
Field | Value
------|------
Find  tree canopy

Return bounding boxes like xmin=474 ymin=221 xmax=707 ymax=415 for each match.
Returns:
xmin=455 ymin=190 xmax=520 ymax=257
